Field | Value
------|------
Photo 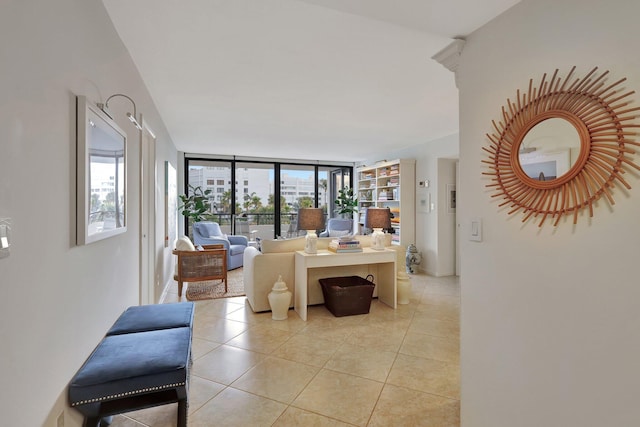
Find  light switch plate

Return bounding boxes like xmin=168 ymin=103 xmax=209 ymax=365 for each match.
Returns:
xmin=0 ymin=218 xmax=11 ymax=258
xmin=469 ymin=218 xmax=482 ymax=242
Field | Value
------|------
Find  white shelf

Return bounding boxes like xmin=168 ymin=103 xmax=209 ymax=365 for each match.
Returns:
xmin=356 ymin=159 xmax=415 ymax=247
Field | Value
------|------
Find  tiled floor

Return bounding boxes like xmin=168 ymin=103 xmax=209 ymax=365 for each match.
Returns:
xmin=110 ymin=272 xmax=460 ymax=427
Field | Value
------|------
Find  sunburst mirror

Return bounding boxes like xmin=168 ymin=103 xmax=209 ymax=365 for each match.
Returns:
xmin=483 ymin=66 xmax=640 ymax=226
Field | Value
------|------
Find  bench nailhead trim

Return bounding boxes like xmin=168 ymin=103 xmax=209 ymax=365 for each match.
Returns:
xmin=71 ymin=382 xmax=186 ymax=406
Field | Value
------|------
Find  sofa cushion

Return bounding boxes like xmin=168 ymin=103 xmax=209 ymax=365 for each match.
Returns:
xmin=106 ymin=302 xmax=195 ymax=336
xmin=69 ymin=328 xmax=191 ymax=407
xmin=260 ymin=237 xmax=306 ymax=253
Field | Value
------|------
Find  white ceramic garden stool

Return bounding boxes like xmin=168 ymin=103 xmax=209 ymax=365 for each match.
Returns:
xmin=268 ymin=275 xmax=292 ymax=320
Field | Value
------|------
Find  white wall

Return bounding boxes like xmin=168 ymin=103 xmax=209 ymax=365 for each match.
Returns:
xmin=363 ymin=133 xmax=459 ymax=276
xmin=0 ymin=1 xmax=177 ymax=425
xmin=459 ymin=0 xmax=640 ymax=425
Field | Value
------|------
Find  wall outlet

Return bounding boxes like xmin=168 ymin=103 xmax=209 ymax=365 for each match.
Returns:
xmin=56 ymin=411 xmax=64 ymax=427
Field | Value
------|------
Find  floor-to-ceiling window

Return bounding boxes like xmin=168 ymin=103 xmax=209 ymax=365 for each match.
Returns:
xmin=184 ymin=157 xmax=352 ymax=239
xmin=279 ymin=164 xmax=316 ymax=238
xmin=234 ymin=161 xmax=275 ymax=241
xmin=185 ymin=159 xmax=233 ymax=234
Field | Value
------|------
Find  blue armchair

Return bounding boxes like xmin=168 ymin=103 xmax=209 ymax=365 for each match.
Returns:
xmin=319 ymin=218 xmax=354 ymax=237
xmin=192 ymin=222 xmax=248 ymax=270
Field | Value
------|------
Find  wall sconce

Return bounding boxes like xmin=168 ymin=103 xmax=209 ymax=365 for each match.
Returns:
xmin=365 ymin=207 xmax=391 ymax=250
xmin=297 ymin=208 xmax=325 ymax=254
xmin=97 ymin=93 xmax=142 ymax=130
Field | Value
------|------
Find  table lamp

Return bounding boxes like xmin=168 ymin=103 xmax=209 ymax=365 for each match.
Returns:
xmin=297 ymin=208 xmax=325 ymax=254
xmin=365 ymin=207 xmax=391 ymax=250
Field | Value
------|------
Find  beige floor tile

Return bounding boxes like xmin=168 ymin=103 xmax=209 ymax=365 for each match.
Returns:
xmin=191 ymin=344 xmax=265 ymax=385
xmin=325 ymin=342 xmax=397 ymax=382
xmin=272 ymin=406 xmax=355 ymax=427
xmin=232 ymin=356 xmax=319 ymax=403
xmin=271 ymin=333 xmax=341 ymax=367
xmin=365 ymin=301 xmax=416 ymax=324
xmin=224 ymin=305 xmax=274 ymax=324
xmin=347 ymin=322 xmax=408 ymax=353
xmin=423 ymin=281 xmax=460 ymax=297
xmin=109 ymin=414 xmax=148 ymax=427
xmin=189 ymin=387 xmax=287 ymax=427
xmin=368 ymin=384 xmax=460 ymax=427
xmin=420 ymin=292 xmax=461 ymax=307
xmin=191 ymin=337 xmax=220 ymax=359
xmin=408 ymin=314 xmax=460 ymax=339
xmin=194 ymin=298 xmax=245 ymax=319
xmin=387 ymin=353 xmax=460 ymax=399
xmin=187 ymin=376 xmax=227 ymax=413
xmin=400 ymin=332 xmax=460 ymax=364
xmin=297 ymin=318 xmax=360 ymax=343
xmin=116 ymin=403 xmax=177 ymax=427
xmin=143 ymin=273 xmax=460 ymax=427
xmin=414 ymin=302 xmax=460 ymax=323
xmin=225 ymin=323 xmax=295 ymax=354
xmin=254 ymin=312 xmax=310 ymax=334
xmin=292 ymin=369 xmax=383 ymax=426
xmin=192 ymin=317 xmax=250 ymax=343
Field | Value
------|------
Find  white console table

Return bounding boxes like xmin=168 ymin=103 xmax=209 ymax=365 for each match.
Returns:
xmin=294 ymin=248 xmax=397 ymax=321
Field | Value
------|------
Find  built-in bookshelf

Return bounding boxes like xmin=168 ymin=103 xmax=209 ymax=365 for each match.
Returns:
xmin=356 ymin=159 xmax=415 ymax=247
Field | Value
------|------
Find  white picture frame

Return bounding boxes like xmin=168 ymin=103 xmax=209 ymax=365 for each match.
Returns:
xmin=76 ymin=96 xmax=127 ymax=245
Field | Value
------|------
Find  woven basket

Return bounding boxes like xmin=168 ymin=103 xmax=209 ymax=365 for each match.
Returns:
xmin=319 ymin=275 xmax=375 ymax=317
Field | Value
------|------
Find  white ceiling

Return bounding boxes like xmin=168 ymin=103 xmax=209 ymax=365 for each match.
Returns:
xmin=102 ymin=0 xmax=519 ymax=163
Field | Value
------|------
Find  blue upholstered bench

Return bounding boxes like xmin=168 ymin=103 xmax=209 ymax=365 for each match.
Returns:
xmin=68 ymin=302 xmax=194 ymax=427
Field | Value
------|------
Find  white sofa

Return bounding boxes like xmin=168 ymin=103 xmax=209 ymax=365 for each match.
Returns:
xmin=243 ymin=234 xmax=394 ymax=312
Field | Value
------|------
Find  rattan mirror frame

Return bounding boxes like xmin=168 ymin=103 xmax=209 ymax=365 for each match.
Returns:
xmin=483 ymin=67 xmax=640 ymax=226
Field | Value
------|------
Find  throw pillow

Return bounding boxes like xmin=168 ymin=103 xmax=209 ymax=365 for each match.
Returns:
xmin=196 ymin=222 xmax=222 ymax=237
xmin=175 ymin=236 xmax=196 ymax=251
xmin=329 ymin=229 xmax=350 ymax=238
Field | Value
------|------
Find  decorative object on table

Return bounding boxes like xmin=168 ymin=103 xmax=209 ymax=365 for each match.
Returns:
xmin=328 ymin=237 xmax=362 ymax=253
xmin=319 ymin=275 xmax=375 ymax=317
xmin=396 ymin=246 xmax=411 ymax=304
xmin=297 ymin=208 xmax=325 ymax=254
xmin=178 ymin=184 xmax=212 ymax=223
xmin=268 ymin=275 xmax=292 ymax=320
xmin=365 ymin=207 xmax=391 ymax=250
xmin=405 ymin=243 xmax=421 ymax=274
xmin=484 ymin=66 xmax=640 ymax=226
xmin=334 ymin=186 xmax=358 ymax=218
xmin=327 ymin=239 xmax=362 ymax=254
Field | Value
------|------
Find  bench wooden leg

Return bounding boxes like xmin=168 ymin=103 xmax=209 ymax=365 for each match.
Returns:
xmin=178 ymin=280 xmax=184 ymax=296
xmin=177 ymin=398 xmax=188 ymax=427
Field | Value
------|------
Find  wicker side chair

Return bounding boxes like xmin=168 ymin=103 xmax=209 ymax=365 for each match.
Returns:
xmin=173 ymin=244 xmax=227 ymax=296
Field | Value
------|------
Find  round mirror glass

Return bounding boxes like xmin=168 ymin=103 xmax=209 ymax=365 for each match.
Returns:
xmin=518 ymin=118 xmax=581 ymax=182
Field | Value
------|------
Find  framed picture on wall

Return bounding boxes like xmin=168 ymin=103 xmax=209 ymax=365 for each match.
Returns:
xmin=76 ymin=96 xmax=127 ymax=245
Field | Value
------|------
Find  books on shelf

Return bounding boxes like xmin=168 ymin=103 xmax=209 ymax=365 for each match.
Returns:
xmin=328 ymin=239 xmax=363 ymax=253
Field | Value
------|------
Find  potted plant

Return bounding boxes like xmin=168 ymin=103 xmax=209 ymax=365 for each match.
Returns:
xmin=178 ymin=185 xmax=212 ymax=223
xmin=334 ymin=186 xmax=358 ymax=218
